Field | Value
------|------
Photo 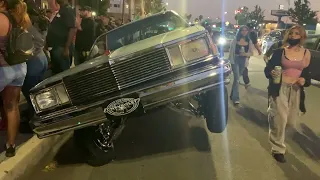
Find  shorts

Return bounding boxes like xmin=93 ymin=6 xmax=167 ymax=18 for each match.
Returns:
xmin=0 ymin=63 xmax=27 ymax=92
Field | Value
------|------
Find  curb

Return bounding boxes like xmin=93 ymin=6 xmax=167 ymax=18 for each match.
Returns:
xmin=0 ymin=132 xmax=73 ymax=180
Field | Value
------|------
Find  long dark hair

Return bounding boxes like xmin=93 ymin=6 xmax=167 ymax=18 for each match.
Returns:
xmin=236 ymin=25 xmax=250 ymax=42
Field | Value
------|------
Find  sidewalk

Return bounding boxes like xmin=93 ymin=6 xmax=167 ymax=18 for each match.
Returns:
xmin=0 ymin=94 xmax=72 ymax=180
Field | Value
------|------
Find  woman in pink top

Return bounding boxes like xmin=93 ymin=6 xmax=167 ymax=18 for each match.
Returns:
xmin=266 ymin=26 xmax=311 ymax=163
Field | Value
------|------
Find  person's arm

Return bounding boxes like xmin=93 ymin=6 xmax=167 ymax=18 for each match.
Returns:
xmin=228 ymin=39 xmax=236 ymax=63
xmin=264 ymin=48 xmax=282 ymax=79
xmin=246 ymin=40 xmax=254 ymax=57
xmin=251 ymin=32 xmax=261 ymax=55
xmin=298 ymin=49 xmax=311 ymax=87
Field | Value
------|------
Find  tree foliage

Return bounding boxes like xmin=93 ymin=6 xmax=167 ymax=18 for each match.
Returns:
xmin=248 ymin=5 xmax=265 ymax=27
xmin=198 ymin=15 xmax=203 ymax=22
xmin=234 ymin=5 xmax=265 ymax=27
xmin=144 ymin=0 xmax=166 ymax=15
xmin=78 ymin=0 xmax=110 ymax=15
xmin=184 ymin=14 xmax=192 ymax=21
xmin=288 ymin=0 xmax=318 ymax=25
xmin=234 ymin=6 xmax=250 ymax=25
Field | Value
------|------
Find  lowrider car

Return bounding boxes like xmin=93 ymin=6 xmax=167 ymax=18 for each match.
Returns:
xmin=29 ymin=11 xmax=232 ymax=166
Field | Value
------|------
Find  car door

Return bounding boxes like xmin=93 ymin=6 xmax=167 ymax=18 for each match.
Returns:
xmin=309 ymin=38 xmax=320 ymax=81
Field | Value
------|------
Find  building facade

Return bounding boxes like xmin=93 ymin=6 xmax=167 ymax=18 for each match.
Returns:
xmin=107 ymin=0 xmax=135 ymax=20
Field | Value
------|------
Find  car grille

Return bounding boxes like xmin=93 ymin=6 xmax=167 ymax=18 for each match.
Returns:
xmin=63 ymin=63 xmax=118 ymax=104
xmin=63 ymin=48 xmax=171 ymax=105
xmin=110 ymin=48 xmax=171 ymax=89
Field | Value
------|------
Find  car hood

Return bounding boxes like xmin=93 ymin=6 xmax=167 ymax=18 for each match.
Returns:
xmin=32 ymin=25 xmax=205 ymax=91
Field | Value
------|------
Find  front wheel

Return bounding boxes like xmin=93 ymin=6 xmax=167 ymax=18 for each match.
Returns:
xmin=74 ymin=124 xmax=116 ymax=167
xmin=202 ymin=86 xmax=228 ymax=133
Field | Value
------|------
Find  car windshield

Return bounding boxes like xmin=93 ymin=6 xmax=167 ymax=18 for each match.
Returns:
xmin=89 ymin=12 xmax=188 ymax=58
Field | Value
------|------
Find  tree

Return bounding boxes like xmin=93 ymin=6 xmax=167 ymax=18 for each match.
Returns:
xmin=78 ymin=0 xmax=110 ymax=15
xmin=184 ymin=13 xmax=192 ymax=21
xmin=288 ymin=0 xmax=318 ymax=25
xmin=144 ymin=0 xmax=166 ymax=15
xmin=99 ymin=0 xmax=110 ymax=15
xmin=235 ymin=6 xmax=250 ymax=25
xmin=248 ymin=5 xmax=265 ymax=27
xmin=199 ymin=15 xmax=203 ymax=22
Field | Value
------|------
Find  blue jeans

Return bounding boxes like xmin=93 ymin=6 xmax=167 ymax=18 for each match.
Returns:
xmin=22 ymin=51 xmax=48 ymax=115
xmin=230 ymin=56 xmax=246 ymax=102
xmin=50 ymin=46 xmax=73 ymax=75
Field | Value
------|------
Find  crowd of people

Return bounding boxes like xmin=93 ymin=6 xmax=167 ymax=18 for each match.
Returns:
xmin=0 ymin=0 xmax=127 ymax=158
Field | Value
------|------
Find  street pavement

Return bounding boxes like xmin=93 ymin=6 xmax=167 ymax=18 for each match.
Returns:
xmin=22 ymin=54 xmax=320 ymax=180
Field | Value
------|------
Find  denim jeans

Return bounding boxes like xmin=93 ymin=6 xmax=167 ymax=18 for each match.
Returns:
xmin=230 ymin=56 xmax=247 ymax=102
xmin=22 ymin=51 xmax=48 ymax=116
xmin=242 ymin=67 xmax=250 ymax=85
xmin=50 ymin=46 xmax=73 ymax=75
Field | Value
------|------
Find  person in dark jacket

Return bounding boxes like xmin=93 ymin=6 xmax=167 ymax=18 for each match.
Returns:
xmin=46 ymin=0 xmax=76 ymax=74
xmin=264 ymin=25 xmax=311 ymax=163
xmin=74 ymin=6 xmax=96 ymax=65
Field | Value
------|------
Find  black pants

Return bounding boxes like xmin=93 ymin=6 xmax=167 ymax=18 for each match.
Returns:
xmin=242 ymin=67 xmax=250 ymax=85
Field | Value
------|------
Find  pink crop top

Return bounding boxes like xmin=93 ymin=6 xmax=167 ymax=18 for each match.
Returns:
xmin=281 ymin=49 xmax=306 ymax=79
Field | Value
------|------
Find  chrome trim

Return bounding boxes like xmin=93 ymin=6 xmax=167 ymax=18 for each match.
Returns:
xmin=143 ymin=79 xmax=230 ymax=109
xmin=37 ymin=61 xmax=231 ymax=120
xmin=34 ymin=108 xmax=107 ymax=138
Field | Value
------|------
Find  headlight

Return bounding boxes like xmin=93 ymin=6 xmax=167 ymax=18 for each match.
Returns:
xmin=218 ymin=37 xmax=227 ymax=45
xmin=180 ymin=38 xmax=209 ymax=61
xmin=166 ymin=38 xmax=210 ymax=67
xmin=32 ymin=84 xmax=70 ymax=111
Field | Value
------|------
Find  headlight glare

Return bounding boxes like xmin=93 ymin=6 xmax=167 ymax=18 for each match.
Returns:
xmin=218 ymin=37 xmax=227 ymax=45
xmin=180 ymin=38 xmax=209 ymax=61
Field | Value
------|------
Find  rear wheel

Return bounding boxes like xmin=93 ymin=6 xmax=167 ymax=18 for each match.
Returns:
xmin=202 ymin=86 xmax=228 ymax=133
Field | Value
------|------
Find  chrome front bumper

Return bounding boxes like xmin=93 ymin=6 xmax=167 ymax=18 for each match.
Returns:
xmin=33 ymin=62 xmax=231 ymax=138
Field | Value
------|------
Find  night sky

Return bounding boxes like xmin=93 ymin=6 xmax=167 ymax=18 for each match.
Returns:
xmin=165 ymin=0 xmax=320 ymax=23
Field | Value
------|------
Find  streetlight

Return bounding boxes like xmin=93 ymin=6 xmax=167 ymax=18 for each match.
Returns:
xmin=165 ymin=2 xmax=169 ymax=6
xmin=224 ymin=12 xmax=227 ymax=15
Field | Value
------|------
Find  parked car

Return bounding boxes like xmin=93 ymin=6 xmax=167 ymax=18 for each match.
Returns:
xmin=307 ymin=34 xmax=320 ymax=81
xmin=29 ymin=11 xmax=232 ymax=166
xmin=261 ymin=30 xmax=286 ymax=54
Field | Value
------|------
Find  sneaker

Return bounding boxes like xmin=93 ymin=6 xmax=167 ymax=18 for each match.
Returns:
xmin=5 ymin=144 xmax=16 ymax=157
xmin=233 ymin=101 xmax=240 ymax=106
xmin=272 ymin=153 xmax=286 ymax=163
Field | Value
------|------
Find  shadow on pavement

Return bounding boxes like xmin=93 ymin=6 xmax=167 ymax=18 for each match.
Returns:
xmin=53 ymin=108 xmax=211 ymax=165
xmin=235 ymin=105 xmax=320 ymax=180
xmin=114 ymin=108 xmax=211 ymax=161
xmin=245 ymin=86 xmax=268 ymax=99
xmin=292 ymin=123 xmax=320 ymax=161
xmin=235 ymin=105 xmax=269 ymax=129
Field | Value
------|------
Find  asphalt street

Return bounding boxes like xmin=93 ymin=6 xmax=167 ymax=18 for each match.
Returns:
xmin=22 ymin=54 xmax=320 ymax=180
